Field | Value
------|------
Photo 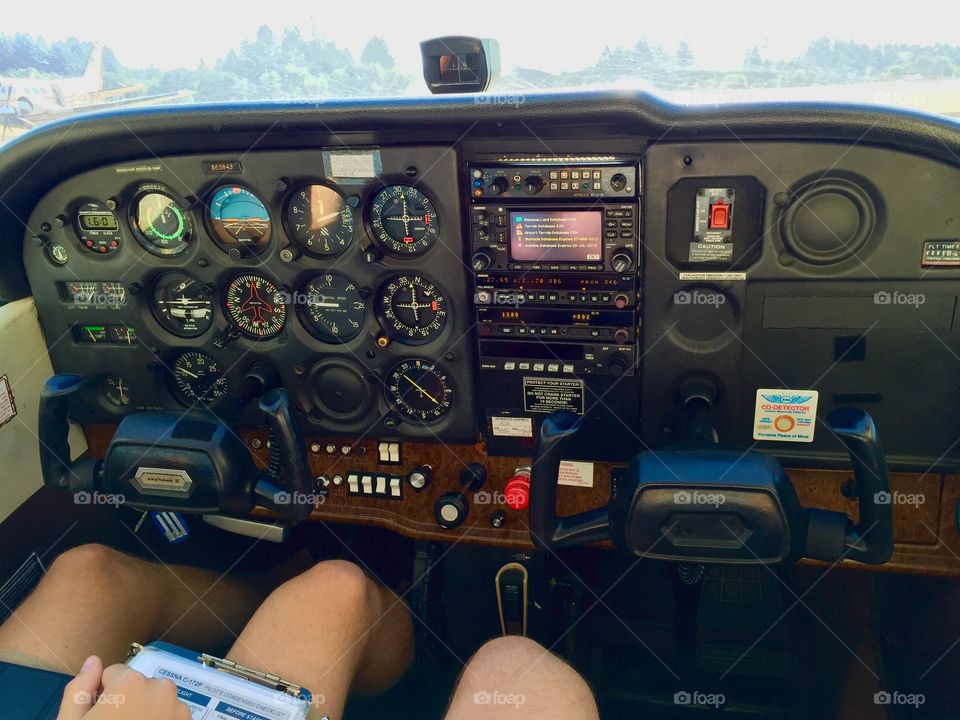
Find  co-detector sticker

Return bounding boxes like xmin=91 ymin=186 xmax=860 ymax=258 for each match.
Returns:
xmin=753 ymin=388 xmax=818 ymax=443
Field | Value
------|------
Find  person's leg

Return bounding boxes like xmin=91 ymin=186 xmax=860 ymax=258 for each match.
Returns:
xmin=445 ymin=636 xmax=599 ymax=719
xmin=225 ymin=559 xmax=414 ymax=720
xmin=0 ymin=543 xmax=266 ymax=674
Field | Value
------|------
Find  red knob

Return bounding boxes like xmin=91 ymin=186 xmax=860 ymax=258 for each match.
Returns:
xmin=504 ymin=474 xmax=531 ymax=511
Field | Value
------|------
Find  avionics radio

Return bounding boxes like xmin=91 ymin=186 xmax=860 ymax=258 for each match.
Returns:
xmin=467 ymin=157 xmax=642 ymax=460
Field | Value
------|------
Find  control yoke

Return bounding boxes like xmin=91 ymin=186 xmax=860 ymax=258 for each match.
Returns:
xmin=38 ymin=370 xmax=314 ymax=525
xmin=528 ymin=408 xmax=894 ymax=565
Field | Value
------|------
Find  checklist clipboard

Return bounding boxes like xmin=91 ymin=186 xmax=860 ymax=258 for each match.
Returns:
xmin=127 ymin=642 xmax=317 ymax=720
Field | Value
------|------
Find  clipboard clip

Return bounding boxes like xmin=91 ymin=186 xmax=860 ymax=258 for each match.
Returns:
xmin=197 ymin=653 xmax=306 ymax=699
xmin=126 ymin=643 xmax=307 ymax=700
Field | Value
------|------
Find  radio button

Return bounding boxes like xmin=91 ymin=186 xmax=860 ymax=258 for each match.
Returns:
xmin=550 ymin=183 xmax=559 ymax=191
xmin=604 ymin=220 xmax=619 ymax=228
xmin=563 ymin=364 xmax=575 ymax=373
xmin=519 ymin=363 xmax=530 ymax=370
xmin=504 ymin=362 xmax=516 ymax=371
xmin=533 ymin=363 xmax=545 ymax=372
xmin=549 ymin=171 xmax=559 ymax=179
xmin=605 ymin=230 xmax=619 ymax=239
xmin=620 ymin=230 xmax=634 ymax=239
xmin=548 ymin=364 xmax=560 ymax=373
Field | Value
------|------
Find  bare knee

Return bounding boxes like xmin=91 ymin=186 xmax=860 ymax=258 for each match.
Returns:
xmin=47 ymin=544 xmax=138 ymax=591
xmin=453 ymin=636 xmax=597 ymax=718
xmin=265 ymin=560 xmax=376 ymax=620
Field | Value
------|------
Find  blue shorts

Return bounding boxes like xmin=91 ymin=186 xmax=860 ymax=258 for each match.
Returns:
xmin=0 ymin=652 xmax=71 ymax=720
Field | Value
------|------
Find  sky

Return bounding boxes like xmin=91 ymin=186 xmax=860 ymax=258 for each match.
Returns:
xmin=4 ymin=0 xmax=960 ymax=77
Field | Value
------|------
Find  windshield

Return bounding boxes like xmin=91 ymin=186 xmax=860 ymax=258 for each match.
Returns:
xmin=1 ymin=1 xmax=958 ymax=144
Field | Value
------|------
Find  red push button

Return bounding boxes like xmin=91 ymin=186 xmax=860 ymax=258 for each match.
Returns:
xmin=504 ymin=474 xmax=530 ymax=511
xmin=709 ymin=201 xmax=730 ymax=229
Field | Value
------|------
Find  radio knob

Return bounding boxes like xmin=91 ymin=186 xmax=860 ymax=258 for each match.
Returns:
xmin=460 ymin=463 xmax=487 ymax=492
xmin=613 ymin=293 xmax=630 ymax=309
xmin=610 ymin=173 xmax=628 ymax=192
xmin=524 ymin=176 xmax=544 ymax=195
xmin=611 ymin=249 xmax=634 ymax=273
xmin=614 ymin=328 xmax=631 ymax=345
xmin=488 ymin=177 xmax=509 ymax=196
xmin=472 ymin=248 xmax=495 ymax=272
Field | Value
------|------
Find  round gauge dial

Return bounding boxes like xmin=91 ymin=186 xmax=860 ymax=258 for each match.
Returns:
xmin=299 ymin=273 xmax=366 ymax=343
xmin=150 ymin=272 xmax=214 ymax=338
xmin=208 ymin=184 xmax=271 ymax=255
xmin=385 ymin=359 xmax=453 ymax=423
xmin=129 ymin=184 xmax=192 ymax=256
xmin=74 ymin=201 xmax=122 ymax=254
xmin=285 ymin=184 xmax=354 ymax=257
xmin=170 ymin=351 xmax=229 ymax=405
xmin=376 ymin=274 xmax=448 ymax=345
xmin=223 ymin=273 xmax=286 ymax=338
xmin=102 ymin=375 xmax=132 ymax=407
xmin=368 ymin=185 xmax=439 ymax=256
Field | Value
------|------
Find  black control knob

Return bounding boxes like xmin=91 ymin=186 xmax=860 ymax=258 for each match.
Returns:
xmin=472 ymin=248 xmax=495 ymax=272
xmin=611 ymin=249 xmax=634 ymax=273
xmin=490 ymin=510 xmax=506 ymax=528
xmin=607 ymin=356 xmax=628 ymax=376
xmin=459 ymin=462 xmax=487 ymax=492
xmin=610 ymin=173 xmax=628 ymax=192
xmin=407 ymin=466 xmax=432 ymax=492
xmin=488 ymin=177 xmax=509 ymax=196
xmin=614 ymin=328 xmax=631 ymax=346
xmin=435 ymin=492 xmax=468 ymax=529
xmin=524 ymin=176 xmax=543 ymax=195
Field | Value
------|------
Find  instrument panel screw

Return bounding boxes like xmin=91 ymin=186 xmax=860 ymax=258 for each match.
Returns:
xmin=105 ymin=198 xmax=118 ymax=211
xmin=41 ymin=221 xmax=53 ymax=232
xmin=683 ymin=155 xmax=694 ymax=166
xmin=406 ymin=165 xmax=418 ymax=177
xmin=294 ymin=365 xmax=305 ymax=376
xmin=251 ymin=438 xmax=263 ymax=449
xmin=276 ymin=177 xmax=289 ymax=192
xmin=128 ymin=283 xmax=142 ymax=296
xmin=197 ymin=257 xmax=209 ymax=268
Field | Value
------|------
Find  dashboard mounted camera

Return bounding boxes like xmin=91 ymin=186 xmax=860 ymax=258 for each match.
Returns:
xmin=419 ymin=36 xmax=500 ymax=94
